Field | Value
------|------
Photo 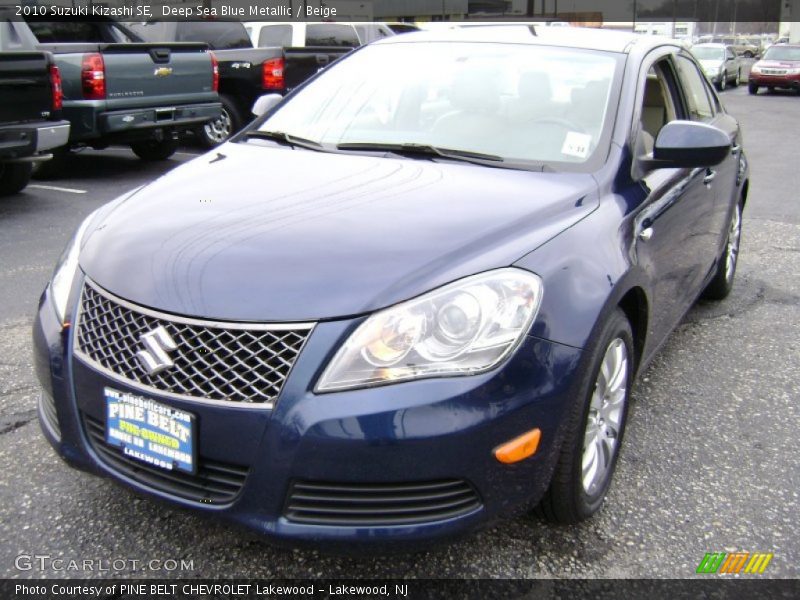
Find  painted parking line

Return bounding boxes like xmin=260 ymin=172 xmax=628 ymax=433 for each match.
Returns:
xmin=28 ymin=184 xmax=87 ymax=194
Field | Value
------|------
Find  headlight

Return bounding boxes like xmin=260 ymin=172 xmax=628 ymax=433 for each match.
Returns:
xmin=750 ymin=64 xmax=762 ymax=74
xmin=50 ymin=212 xmax=95 ymax=323
xmin=316 ymin=268 xmax=543 ymax=392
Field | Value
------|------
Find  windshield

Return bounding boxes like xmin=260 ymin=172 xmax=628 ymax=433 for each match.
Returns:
xmin=763 ymin=46 xmax=800 ymax=61
xmin=692 ymin=47 xmax=725 ymax=61
xmin=255 ymin=42 xmax=622 ymax=169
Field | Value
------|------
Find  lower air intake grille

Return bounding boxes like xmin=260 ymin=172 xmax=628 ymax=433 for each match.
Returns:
xmin=82 ymin=413 xmax=248 ymax=505
xmin=284 ymin=479 xmax=482 ymax=526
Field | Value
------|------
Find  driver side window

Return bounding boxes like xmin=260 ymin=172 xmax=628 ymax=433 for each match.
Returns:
xmin=636 ymin=61 xmax=679 ymax=157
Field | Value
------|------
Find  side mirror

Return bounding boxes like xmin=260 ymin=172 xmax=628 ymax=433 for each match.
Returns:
xmin=251 ymin=93 xmax=282 ymax=118
xmin=643 ymin=121 xmax=731 ymax=170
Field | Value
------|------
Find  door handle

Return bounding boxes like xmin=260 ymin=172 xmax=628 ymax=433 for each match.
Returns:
xmin=703 ymin=170 xmax=716 ymax=185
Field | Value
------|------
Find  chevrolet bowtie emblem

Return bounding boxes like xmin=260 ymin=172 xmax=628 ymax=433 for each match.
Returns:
xmin=154 ymin=67 xmax=173 ymax=77
xmin=136 ymin=326 xmax=177 ymax=375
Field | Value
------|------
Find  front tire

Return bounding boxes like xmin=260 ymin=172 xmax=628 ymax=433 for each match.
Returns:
xmin=0 ymin=162 xmax=33 ymax=196
xmin=130 ymin=138 xmax=178 ymax=161
xmin=537 ymin=309 xmax=634 ymax=523
xmin=717 ymin=73 xmax=727 ymax=91
xmin=701 ymin=200 xmax=743 ymax=301
xmin=733 ymin=69 xmax=740 ymax=87
xmin=748 ymin=83 xmax=758 ymax=95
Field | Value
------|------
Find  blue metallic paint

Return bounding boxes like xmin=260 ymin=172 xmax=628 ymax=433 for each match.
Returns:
xmin=33 ymin=32 xmax=750 ymax=547
xmin=79 ymin=142 xmax=598 ymax=322
xmin=35 ymin=279 xmax=584 ymax=547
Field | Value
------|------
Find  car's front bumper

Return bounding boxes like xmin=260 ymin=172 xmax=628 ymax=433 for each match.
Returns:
xmin=34 ymin=281 xmax=584 ymax=549
xmin=749 ymin=72 xmax=800 ymax=89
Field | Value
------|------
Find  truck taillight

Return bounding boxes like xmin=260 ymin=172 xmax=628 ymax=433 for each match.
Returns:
xmin=262 ymin=57 xmax=284 ymax=91
xmin=81 ymin=53 xmax=105 ymax=100
xmin=210 ymin=52 xmax=219 ymax=92
xmin=49 ymin=64 xmax=63 ymax=112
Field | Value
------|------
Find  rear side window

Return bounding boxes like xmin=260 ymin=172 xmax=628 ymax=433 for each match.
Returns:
xmin=305 ymin=24 xmax=359 ymax=48
xmin=355 ymin=24 xmax=392 ymax=44
xmin=258 ymin=24 xmax=292 ymax=48
xmin=28 ymin=21 xmax=137 ymax=43
xmin=674 ymin=56 xmax=714 ymax=121
xmin=176 ymin=22 xmax=252 ymax=49
xmin=29 ymin=22 xmax=107 ymax=43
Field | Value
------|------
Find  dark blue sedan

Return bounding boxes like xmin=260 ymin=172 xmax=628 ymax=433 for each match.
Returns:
xmin=34 ymin=26 xmax=748 ymax=547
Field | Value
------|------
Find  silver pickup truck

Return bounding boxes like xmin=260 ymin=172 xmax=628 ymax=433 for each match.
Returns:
xmin=20 ymin=19 xmax=221 ymax=175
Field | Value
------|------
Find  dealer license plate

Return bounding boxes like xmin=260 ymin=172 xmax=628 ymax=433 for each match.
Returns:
xmin=104 ymin=387 xmax=196 ymax=474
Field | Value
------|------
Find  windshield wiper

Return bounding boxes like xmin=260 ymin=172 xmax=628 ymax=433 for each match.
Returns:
xmin=336 ymin=142 xmax=504 ymax=165
xmin=243 ymin=130 xmax=325 ymax=152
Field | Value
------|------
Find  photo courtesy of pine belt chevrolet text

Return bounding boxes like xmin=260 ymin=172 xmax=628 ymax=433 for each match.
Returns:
xmin=33 ymin=26 xmax=749 ymax=549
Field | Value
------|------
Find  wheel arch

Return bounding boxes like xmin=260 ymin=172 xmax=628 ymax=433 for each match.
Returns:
xmin=616 ymin=286 xmax=649 ymax=375
xmin=740 ymin=178 xmax=749 ymax=206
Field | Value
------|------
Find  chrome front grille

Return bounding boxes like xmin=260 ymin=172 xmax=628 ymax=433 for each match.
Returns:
xmin=74 ymin=280 xmax=312 ymax=406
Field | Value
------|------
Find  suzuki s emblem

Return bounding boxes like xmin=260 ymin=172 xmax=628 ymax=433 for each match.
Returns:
xmin=136 ymin=326 xmax=177 ymax=375
xmin=154 ymin=67 xmax=173 ymax=77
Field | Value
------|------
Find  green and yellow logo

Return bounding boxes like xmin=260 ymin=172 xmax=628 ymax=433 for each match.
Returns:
xmin=696 ymin=552 xmax=774 ymax=574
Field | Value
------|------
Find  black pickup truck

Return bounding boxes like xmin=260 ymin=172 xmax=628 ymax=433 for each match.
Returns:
xmin=126 ymin=21 xmax=353 ymax=146
xmin=23 ymin=19 xmax=220 ymax=175
xmin=0 ymin=14 xmax=69 ymax=195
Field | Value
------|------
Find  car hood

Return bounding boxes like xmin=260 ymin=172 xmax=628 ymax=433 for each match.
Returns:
xmin=80 ymin=142 xmax=598 ymax=322
xmin=699 ymin=59 xmax=723 ymax=70
xmin=757 ymin=59 xmax=800 ymax=67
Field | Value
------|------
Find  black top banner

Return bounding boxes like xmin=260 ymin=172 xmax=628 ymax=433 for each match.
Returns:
xmin=0 ymin=0 xmax=786 ymax=23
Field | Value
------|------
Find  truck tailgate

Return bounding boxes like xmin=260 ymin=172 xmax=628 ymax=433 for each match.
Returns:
xmin=38 ymin=42 xmax=215 ymax=108
xmin=0 ymin=52 xmax=52 ymax=123
xmin=283 ymin=47 xmax=352 ymax=90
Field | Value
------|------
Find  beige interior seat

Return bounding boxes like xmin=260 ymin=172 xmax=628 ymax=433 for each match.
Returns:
xmin=642 ymin=76 xmax=668 ymax=140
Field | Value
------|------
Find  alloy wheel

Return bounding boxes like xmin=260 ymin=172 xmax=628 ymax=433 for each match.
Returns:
xmin=203 ymin=106 xmax=233 ymax=145
xmin=720 ymin=73 xmax=726 ymax=91
xmin=581 ymin=338 xmax=628 ymax=495
xmin=725 ymin=204 xmax=742 ymax=283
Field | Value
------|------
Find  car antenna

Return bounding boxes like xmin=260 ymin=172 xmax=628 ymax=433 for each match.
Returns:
xmin=209 ymin=152 xmax=226 ymax=164
xmin=528 ymin=25 xmax=537 ymax=36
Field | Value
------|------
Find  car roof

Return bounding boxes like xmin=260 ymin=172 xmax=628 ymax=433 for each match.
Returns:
xmin=374 ymin=25 xmax=680 ymax=55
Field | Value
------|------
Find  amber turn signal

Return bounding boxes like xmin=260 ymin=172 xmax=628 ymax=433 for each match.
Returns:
xmin=494 ymin=428 xmax=541 ymax=464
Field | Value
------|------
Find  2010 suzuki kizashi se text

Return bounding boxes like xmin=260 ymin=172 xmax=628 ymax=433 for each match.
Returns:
xmin=34 ymin=27 xmax=749 ymax=548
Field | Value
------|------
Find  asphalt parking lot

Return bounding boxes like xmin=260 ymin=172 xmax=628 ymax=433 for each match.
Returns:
xmin=0 ymin=84 xmax=798 ymax=580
